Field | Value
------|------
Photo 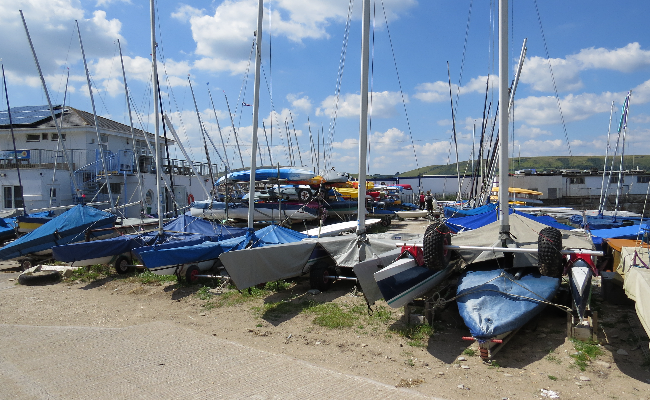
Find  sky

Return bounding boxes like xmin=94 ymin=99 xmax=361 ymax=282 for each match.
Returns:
xmin=1 ymin=0 xmax=650 ymax=176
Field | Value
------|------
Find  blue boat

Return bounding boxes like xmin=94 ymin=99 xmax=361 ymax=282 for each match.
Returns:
xmin=52 ymin=214 xmax=247 ymax=272
xmin=0 ymin=205 xmax=116 ymax=270
xmin=216 ymin=167 xmax=317 ymax=184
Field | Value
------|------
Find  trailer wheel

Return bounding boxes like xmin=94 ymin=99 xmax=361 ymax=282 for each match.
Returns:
xmin=185 ymin=265 xmax=200 ymax=284
xmin=18 ymin=270 xmax=61 ymax=286
xmin=20 ymin=258 xmax=36 ymax=271
xmin=538 ymin=227 xmax=563 ymax=278
xmin=297 ymin=189 xmax=312 ymax=203
xmin=309 ymin=262 xmax=333 ymax=292
xmin=380 ymin=217 xmax=390 ymax=227
xmin=114 ymin=255 xmax=131 ymax=274
xmin=423 ymin=223 xmax=451 ymax=271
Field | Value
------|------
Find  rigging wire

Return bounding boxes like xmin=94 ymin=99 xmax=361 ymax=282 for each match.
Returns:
xmin=324 ymin=0 xmax=354 ymax=171
xmin=533 ymin=0 xmax=572 ymax=157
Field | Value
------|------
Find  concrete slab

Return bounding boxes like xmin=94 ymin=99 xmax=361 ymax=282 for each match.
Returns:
xmin=0 ymin=322 xmax=443 ymax=400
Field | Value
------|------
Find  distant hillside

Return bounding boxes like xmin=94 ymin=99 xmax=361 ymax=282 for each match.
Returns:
xmin=391 ymin=155 xmax=650 ymax=177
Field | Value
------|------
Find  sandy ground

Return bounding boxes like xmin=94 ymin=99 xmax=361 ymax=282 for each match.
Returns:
xmin=1 ymin=218 xmax=649 ymax=400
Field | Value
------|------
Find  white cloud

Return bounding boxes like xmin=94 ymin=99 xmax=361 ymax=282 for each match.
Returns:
xmin=516 ymin=124 xmax=553 ymax=138
xmin=414 ymin=75 xmax=496 ymax=103
xmin=316 ymin=91 xmax=405 ymax=118
xmin=90 ymin=10 xmax=123 ymax=40
xmin=173 ymin=0 xmax=416 ymax=74
xmin=287 ymin=93 xmax=312 ymax=114
xmin=193 ymin=58 xmax=250 ymax=75
xmin=96 ymin=0 xmax=131 ymax=6
xmin=521 ymin=43 xmax=650 ymax=93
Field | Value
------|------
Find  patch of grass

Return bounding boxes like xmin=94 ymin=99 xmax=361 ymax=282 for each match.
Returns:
xmin=369 ymin=305 xmax=393 ymax=324
xmin=390 ymin=323 xmax=434 ymax=347
xmin=488 ymin=360 xmax=501 ymax=369
xmin=463 ymin=348 xmax=476 ymax=357
xmin=136 ymin=271 xmax=177 ymax=285
xmin=548 ymin=375 xmax=558 ymax=381
xmin=570 ymin=338 xmax=603 ymax=371
xmin=196 ymin=286 xmax=213 ymax=301
xmin=66 ymin=264 xmax=112 ymax=282
xmin=306 ymin=302 xmax=360 ymax=329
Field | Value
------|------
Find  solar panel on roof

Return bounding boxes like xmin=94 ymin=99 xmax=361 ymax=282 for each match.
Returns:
xmin=0 ymin=105 xmax=63 ymax=126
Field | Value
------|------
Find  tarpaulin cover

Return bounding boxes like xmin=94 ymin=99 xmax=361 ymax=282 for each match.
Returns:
xmin=569 ymin=214 xmax=642 ymax=230
xmin=0 ymin=205 xmax=116 ymax=261
xmin=249 ymin=224 xmax=309 ymax=248
xmin=220 ymin=241 xmax=318 ymax=290
xmin=590 ymin=224 xmax=649 ymax=250
xmin=623 ymin=264 xmax=650 ymax=339
xmin=309 ymin=235 xmax=400 ymax=267
xmin=52 ymin=232 xmax=203 ymax=263
xmin=446 ymin=208 xmax=573 ymax=233
xmin=456 ymin=269 xmax=560 ymax=339
xmin=137 ymin=231 xmax=253 ymax=270
xmin=163 ymin=214 xmax=247 ymax=240
xmin=444 ymin=202 xmax=496 ymax=218
xmin=450 ymin=214 xmax=594 ymax=268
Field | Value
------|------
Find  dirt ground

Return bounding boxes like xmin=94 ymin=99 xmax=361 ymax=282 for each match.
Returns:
xmin=1 ymin=218 xmax=649 ymax=400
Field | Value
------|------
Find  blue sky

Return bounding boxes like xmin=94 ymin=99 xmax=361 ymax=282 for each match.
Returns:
xmin=2 ymin=0 xmax=650 ymax=175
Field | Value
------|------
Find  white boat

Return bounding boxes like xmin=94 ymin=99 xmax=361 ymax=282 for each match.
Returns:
xmin=394 ymin=210 xmax=429 ymax=219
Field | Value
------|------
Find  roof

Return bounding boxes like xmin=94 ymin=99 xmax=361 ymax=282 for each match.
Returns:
xmin=0 ymin=105 xmax=153 ymax=138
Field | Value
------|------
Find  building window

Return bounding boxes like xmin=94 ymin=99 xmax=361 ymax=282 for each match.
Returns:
xmin=637 ymin=176 xmax=650 ymax=184
xmin=100 ymin=134 xmax=108 ymax=143
xmin=3 ymin=186 xmax=23 ymax=208
xmin=50 ymin=188 xmax=57 ymax=198
xmin=569 ymin=177 xmax=585 ymax=184
xmin=611 ymin=175 xmax=624 ymax=184
xmin=41 ymin=133 xmax=48 ymax=140
xmin=51 ymin=133 xmax=66 ymax=141
xmin=26 ymin=134 xmax=40 ymax=142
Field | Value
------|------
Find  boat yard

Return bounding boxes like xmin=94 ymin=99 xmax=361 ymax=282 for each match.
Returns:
xmin=1 ymin=217 xmax=648 ymax=400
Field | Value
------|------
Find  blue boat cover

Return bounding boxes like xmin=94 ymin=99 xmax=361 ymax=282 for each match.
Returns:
xmin=0 ymin=205 xmax=116 ymax=261
xmin=249 ymin=225 xmax=309 ymax=248
xmin=456 ymin=269 xmax=560 ymax=339
xmin=444 ymin=203 xmax=496 ymax=219
xmin=589 ymin=223 xmax=650 ymax=250
xmin=446 ymin=208 xmax=573 ymax=233
xmin=136 ymin=231 xmax=254 ymax=270
xmin=164 ymin=214 xmax=247 ymax=240
xmin=216 ymin=168 xmax=315 ymax=184
xmin=569 ymin=213 xmax=642 ymax=230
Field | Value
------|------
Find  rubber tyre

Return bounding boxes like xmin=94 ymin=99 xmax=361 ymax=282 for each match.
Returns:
xmin=297 ymin=189 xmax=312 ymax=203
xmin=20 ymin=258 xmax=36 ymax=272
xmin=18 ymin=270 xmax=61 ymax=286
xmin=538 ymin=227 xmax=563 ymax=278
xmin=423 ymin=223 xmax=452 ymax=271
xmin=185 ymin=265 xmax=200 ymax=284
xmin=309 ymin=262 xmax=333 ymax=292
xmin=380 ymin=218 xmax=389 ymax=227
xmin=114 ymin=255 xmax=131 ymax=274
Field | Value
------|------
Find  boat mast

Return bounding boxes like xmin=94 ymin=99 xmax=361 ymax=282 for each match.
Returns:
xmin=150 ymin=0 xmax=164 ymax=234
xmin=498 ymin=0 xmax=510 ymax=245
xmin=248 ymin=0 xmax=263 ymax=229
xmin=356 ymin=0 xmax=370 ymax=236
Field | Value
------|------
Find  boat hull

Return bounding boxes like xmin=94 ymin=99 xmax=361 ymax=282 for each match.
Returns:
xmin=190 ymin=201 xmax=318 ymax=222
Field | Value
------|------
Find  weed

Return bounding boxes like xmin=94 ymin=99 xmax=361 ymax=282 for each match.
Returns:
xmin=405 ymin=358 xmax=415 ymax=367
xmin=306 ymin=303 xmax=359 ymax=329
xmin=548 ymin=375 xmax=558 ymax=381
xmin=136 ymin=271 xmax=177 ymax=285
xmin=390 ymin=323 xmax=434 ymax=347
xmin=570 ymin=338 xmax=603 ymax=371
xmin=66 ymin=264 xmax=112 ymax=282
xmin=196 ymin=286 xmax=213 ymax=300
xmin=369 ymin=306 xmax=393 ymax=324
xmin=489 ymin=360 xmax=501 ymax=369
xmin=256 ymin=323 xmax=263 ymax=328
xmin=545 ymin=354 xmax=561 ymax=364
xmin=463 ymin=348 xmax=476 ymax=357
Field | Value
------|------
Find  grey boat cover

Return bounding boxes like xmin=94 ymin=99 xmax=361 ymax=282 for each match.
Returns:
xmin=451 ymin=213 xmax=594 ymax=268
xmin=219 ymin=233 xmax=401 ymax=290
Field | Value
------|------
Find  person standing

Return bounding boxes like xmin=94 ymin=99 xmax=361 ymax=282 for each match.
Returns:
xmin=419 ymin=192 xmax=425 ymax=210
xmin=425 ymin=191 xmax=433 ymax=213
